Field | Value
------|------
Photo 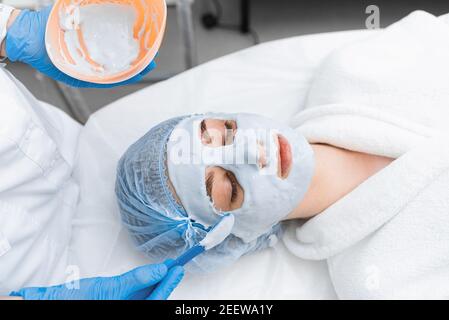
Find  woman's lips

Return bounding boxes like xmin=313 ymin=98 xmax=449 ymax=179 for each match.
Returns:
xmin=277 ymin=134 xmax=292 ymax=179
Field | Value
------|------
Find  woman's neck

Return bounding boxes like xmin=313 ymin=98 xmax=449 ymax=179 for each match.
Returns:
xmin=286 ymin=143 xmax=394 ymax=220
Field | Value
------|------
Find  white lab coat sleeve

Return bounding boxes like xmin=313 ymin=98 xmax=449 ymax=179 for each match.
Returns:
xmin=0 ymin=66 xmax=81 ymax=294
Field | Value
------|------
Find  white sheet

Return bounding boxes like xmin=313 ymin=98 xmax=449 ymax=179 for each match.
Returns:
xmin=69 ymin=29 xmax=377 ymax=299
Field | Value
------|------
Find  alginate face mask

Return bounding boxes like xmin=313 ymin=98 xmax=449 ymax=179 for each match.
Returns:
xmin=166 ymin=113 xmax=315 ymax=242
xmin=59 ymin=2 xmax=139 ymax=75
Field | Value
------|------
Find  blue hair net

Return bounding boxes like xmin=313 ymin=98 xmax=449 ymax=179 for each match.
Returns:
xmin=115 ymin=115 xmax=283 ymax=272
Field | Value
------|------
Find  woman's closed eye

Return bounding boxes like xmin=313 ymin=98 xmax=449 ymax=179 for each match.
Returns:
xmin=200 ymin=119 xmax=237 ymax=147
xmin=226 ymin=171 xmax=238 ymax=202
xmin=205 ymin=166 xmax=244 ymax=212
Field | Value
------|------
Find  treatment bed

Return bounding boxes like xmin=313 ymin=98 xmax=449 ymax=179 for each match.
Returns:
xmin=68 ymin=28 xmax=378 ymax=299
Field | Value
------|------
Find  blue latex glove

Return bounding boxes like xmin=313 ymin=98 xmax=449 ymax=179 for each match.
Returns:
xmin=9 ymin=260 xmax=184 ymax=300
xmin=5 ymin=5 xmax=156 ymax=88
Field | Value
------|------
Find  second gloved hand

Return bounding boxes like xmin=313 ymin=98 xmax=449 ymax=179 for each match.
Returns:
xmin=5 ymin=6 xmax=156 ymax=88
xmin=10 ymin=260 xmax=184 ymax=300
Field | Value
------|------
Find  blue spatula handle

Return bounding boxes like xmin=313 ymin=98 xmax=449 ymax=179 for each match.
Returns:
xmin=171 ymin=245 xmax=205 ymax=267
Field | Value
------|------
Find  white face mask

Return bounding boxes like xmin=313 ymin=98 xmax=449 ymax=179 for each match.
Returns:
xmin=167 ymin=113 xmax=314 ymax=242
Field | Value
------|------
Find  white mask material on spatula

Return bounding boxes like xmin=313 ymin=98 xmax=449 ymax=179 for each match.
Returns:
xmin=167 ymin=113 xmax=314 ymax=242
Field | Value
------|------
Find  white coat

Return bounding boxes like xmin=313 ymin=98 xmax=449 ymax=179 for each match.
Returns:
xmin=0 ymin=66 xmax=81 ymax=295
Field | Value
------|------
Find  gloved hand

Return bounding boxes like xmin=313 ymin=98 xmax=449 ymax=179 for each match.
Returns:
xmin=10 ymin=260 xmax=184 ymax=300
xmin=5 ymin=5 xmax=156 ymax=88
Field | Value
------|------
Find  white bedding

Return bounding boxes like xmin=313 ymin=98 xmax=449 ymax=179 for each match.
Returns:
xmin=283 ymin=11 xmax=449 ymax=299
xmin=69 ymin=29 xmax=378 ymax=299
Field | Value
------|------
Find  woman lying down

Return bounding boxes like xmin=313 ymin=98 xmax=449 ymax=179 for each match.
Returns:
xmin=116 ymin=11 xmax=449 ymax=299
xmin=115 ymin=113 xmax=392 ymax=270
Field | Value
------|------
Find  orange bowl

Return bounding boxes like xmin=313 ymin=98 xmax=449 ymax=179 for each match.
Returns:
xmin=45 ymin=0 xmax=167 ymax=84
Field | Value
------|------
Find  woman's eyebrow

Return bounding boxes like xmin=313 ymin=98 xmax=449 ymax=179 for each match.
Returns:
xmin=200 ymin=119 xmax=207 ymax=134
xmin=205 ymin=171 xmax=214 ymax=199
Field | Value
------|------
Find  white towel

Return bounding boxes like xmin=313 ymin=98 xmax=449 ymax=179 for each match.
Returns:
xmin=283 ymin=11 xmax=449 ymax=299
